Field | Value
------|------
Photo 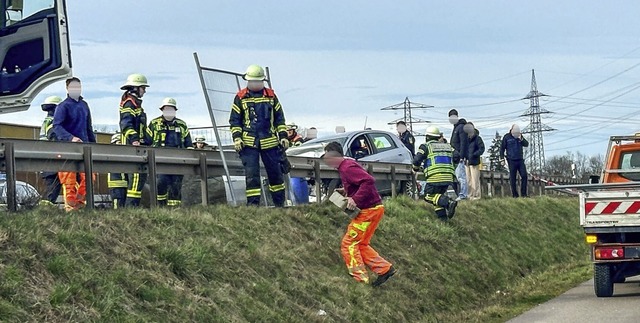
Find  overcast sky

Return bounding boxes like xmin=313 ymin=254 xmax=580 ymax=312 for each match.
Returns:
xmin=3 ymin=0 xmax=640 ymax=157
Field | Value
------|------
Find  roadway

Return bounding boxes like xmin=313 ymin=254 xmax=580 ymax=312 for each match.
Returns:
xmin=508 ymin=277 xmax=640 ymax=323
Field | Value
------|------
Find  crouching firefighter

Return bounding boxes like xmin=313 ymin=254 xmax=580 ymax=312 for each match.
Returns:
xmin=147 ymin=97 xmax=193 ymax=207
xmin=229 ymin=64 xmax=289 ymax=207
xmin=413 ymin=126 xmax=458 ymax=221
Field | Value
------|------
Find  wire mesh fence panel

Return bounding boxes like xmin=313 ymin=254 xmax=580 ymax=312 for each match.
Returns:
xmin=199 ymin=68 xmax=246 ymax=147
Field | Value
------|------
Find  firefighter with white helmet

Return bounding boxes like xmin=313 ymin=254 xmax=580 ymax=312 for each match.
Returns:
xmin=286 ymin=123 xmax=303 ymax=147
xmin=108 ymin=133 xmax=128 ymax=208
xmin=412 ymin=125 xmax=458 ymax=221
xmin=193 ymin=135 xmax=209 ymax=149
xmin=147 ymin=97 xmax=192 ymax=207
xmin=38 ymin=95 xmax=64 ymax=205
xmin=119 ymin=73 xmax=151 ymax=207
xmin=229 ymin=64 xmax=289 ymax=207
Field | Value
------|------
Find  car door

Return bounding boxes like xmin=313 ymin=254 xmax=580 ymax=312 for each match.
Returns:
xmin=0 ymin=0 xmax=71 ymax=114
xmin=363 ymin=132 xmax=411 ymax=164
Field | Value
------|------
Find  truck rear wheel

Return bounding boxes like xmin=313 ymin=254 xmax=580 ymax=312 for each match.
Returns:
xmin=594 ymin=263 xmax=614 ymax=297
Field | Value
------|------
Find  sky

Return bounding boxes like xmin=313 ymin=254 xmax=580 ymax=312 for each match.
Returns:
xmin=3 ymin=0 xmax=640 ymax=158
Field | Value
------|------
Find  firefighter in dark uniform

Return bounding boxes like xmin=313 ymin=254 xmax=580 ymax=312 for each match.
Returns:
xmin=413 ymin=126 xmax=458 ymax=221
xmin=147 ymin=98 xmax=193 ymax=207
xmin=39 ymin=96 xmax=63 ymax=206
xmin=119 ymin=73 xmax=151 ymax=207
xmin=229 ymin=64 xmax=289 ymax=207
xmin=108 ymin=133 xmax=128 ymax=208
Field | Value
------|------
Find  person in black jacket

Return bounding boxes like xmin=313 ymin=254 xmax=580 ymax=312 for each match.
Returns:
xmin=464 ymin=122 xmax=485 ymax=200
xmin=499 ymin=124 xmax=529 ymax=197
xmin=396 ymin=121 xmax=415 ymax=156
xmin=448 ymin=109 xmax=468 ymax=200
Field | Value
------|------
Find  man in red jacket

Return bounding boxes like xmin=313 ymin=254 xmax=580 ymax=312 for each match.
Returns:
xmin=322 ymin=141 xmax=396 ymax=287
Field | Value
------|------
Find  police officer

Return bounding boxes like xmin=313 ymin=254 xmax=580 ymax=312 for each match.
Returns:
xmin=397 ymin=121 xmax=415 ymax=156
xmin=119 ymin=73 xmax=151 ymax=207
xmin=107 ymin=134 xmax=128 ymax=208
xmin=39 ymin=96 xmax=63 ymax=205
xmin=229 ymin=64 xmax=289 ymax=207
xmin=413 ymin=126 xmax=458 ymax=221
xmin=147 ymin=98 xmax=193 ymax=207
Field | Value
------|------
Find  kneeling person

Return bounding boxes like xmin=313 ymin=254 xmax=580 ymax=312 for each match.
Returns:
xmin=413 ymin=126 xmax=458 ymax=221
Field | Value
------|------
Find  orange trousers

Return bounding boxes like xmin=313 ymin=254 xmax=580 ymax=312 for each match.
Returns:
xmin=58 ymin=172 xmax=87 ymax=211
xmin=341 ymin=205 xmax=392 ymax=283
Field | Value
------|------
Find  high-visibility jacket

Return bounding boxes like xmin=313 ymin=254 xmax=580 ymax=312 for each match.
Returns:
xmin=413 ymin=140 xmax=455 ymax=184
xmin=229 ymin=87 xmax=287 ymax=150
xmin=39 ymin=112 xmax=56 ymax=141
xmin=108 ymin=173 xmax=128 ymax=188
xmin=119 ymin=94 xmax=149 ymax=145
xmin=288 ymin=133 xmax=303 ymax=147
xmin=147 ymin=116 xmax=193 ymax=148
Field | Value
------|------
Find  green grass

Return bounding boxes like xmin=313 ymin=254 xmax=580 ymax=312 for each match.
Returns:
xmin=0 ymin=196 xmax=590 ymax=322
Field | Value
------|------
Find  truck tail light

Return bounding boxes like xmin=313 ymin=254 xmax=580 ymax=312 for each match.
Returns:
xmin=595 ymin=247 xmax=624 ymax=260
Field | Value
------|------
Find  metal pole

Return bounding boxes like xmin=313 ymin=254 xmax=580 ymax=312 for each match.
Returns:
xmin=193 ymin=52 xmax=237 ymax=205
xmin=390 ymin=165 xmax=397 ymax=198
xmin=5 ymin=142 xmax=17 ymax=212
xmin=265 ymin=67 xmax=295 ymax=206
xmin=199 ymin=153 xmax=209 ymax=206
xmin=314 ymin=160 xmax=322 ymax=203
xmin=83 ymin=146 xmax=94 ymax=209
xmin=147 ymin=149 xmax=157 ymax=208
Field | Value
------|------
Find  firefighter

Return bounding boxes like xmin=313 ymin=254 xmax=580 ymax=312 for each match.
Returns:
xmin=108 ymin=134 xmax=128 ymax=208
xmin=39 ymin=95 xmax=63 ymax=206
xmin=229 ymin=64 xmax=289 ymax=207
xmin=119 ymin=73 xmax=151 ymax=207
xmin=53 ymin=77 xmax=97 ymax=211
xmin=413 ymin=126 xmax=458 ymax=221
xmin=147 ymin=97 xmax=193 ymax=207
xmin=397 ymin=120 xmax=415 ymax=156
xmin=286 ymin=123 xmax=304 ymax=147
xmin=193 ymin=135 xmax=209 ymax=149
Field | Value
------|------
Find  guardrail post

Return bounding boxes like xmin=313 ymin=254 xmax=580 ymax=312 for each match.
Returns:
xmin=83 ymin=146 xmax=94 ymax=209
xmin=314 ymin=160 xmax=322 ymax=203
xmin=390 ymin=165 xmax=397 ymax=198
xmin=5 ymin=142 xmax=17 ymax=212
xmin=199 ymin=153 xmax=209 ymax=206
xmin=147 ymin=149 xmax=157 ymax=208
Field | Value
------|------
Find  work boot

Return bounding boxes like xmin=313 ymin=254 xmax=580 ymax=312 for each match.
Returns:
xmin=372 ymin=266 xmax=396 ymax=287
xmin=447 ymin=200 xmax=458 ymax=219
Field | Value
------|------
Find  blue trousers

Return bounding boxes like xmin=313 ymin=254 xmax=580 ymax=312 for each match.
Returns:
xmin=110 ymin=187 xmax=126 ymax=209
xmin=240 ymin=147 xmax=285 ymax=207
xmin=507 ymin=159 xmax=528 ymax=197
xmin=158 ymin=174 xmax=184 ymax=207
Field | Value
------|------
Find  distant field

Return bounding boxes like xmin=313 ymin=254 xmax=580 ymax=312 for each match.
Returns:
xmin=0 ymin=196 xmax=590 ymax=322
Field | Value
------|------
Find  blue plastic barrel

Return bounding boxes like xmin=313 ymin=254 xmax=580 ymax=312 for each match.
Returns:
xmin=290 ymin=177 xmax=309 ymax=204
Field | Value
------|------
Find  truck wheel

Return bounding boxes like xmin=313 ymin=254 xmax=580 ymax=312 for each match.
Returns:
xmin=594 ymin=263 xmax=614 ymax=297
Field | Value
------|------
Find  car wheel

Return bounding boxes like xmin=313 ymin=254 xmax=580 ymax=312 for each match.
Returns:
xmin=594 ymin=263 xmax=614 ymax=297
xmin=400 ymin=180 xmax=417 ymax=199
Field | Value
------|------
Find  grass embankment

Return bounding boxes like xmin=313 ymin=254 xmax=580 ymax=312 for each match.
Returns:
xmin=0 ymin=196 xmax=590 ymax=322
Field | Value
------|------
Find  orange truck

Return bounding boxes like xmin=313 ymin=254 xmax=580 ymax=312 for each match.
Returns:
xmin=551 ymin=135 xmax=640 ymax=297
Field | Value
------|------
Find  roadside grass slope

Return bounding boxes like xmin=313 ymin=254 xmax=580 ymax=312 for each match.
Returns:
xmin=0 ymin=196 xmax=590 ymax=322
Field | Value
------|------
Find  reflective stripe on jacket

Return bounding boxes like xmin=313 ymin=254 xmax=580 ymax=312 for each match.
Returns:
xmin=147 ymin=116 xmax=193 ymax=148
xmin=413 ymin=140 xmax=455 ymax=184
xmin=119 ymin=94 xmax=149 ymax=145
xmin=108 ymin=173 xmax=128 ymax=188
xmin=229 ymin=87 xmax=287 ymax=150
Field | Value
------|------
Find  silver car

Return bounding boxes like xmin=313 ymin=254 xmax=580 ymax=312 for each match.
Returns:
xmin=286 ymin=130 xmax=415 ymax=196
xmin=0 ymin=180 xmax=41 ymax=210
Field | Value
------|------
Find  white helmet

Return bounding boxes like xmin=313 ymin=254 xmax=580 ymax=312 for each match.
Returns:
xmin=159 ymin=97 xmax=177 ymax=110
xmin=425 ymin=126 xmax=440 ymax=138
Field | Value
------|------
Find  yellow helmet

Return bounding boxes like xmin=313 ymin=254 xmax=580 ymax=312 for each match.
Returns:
xmin=111 ymin=133 xmax=121 ymax=144
xmin=43 ymin=95 xmax=63 ymax=105
xmin=120 ymin=73 xmax=150 ymax=90
xmin=244 ymin=64 xmax=266 ymax=81
xmin=159 ymin=97 xmax=177 ymax=110
xmin=425 ymin=126 xmax=440 ymax=138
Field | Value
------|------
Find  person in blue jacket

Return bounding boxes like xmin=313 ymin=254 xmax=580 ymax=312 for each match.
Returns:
xmin=499 ymin=124 xmax=529 ymax=198
xmin=53 ymin=77 xmax=96 ymax=211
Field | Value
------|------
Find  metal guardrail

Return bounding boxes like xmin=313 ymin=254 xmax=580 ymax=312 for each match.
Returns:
xmin=0 ymin=139 xmax=413 ymax=211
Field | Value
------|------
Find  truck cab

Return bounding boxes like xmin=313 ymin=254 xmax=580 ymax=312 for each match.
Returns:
xmin=578 ymin=135 xmax=640 ymax=297
xmin=0 ymin=0 xmax=72 ymax=114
